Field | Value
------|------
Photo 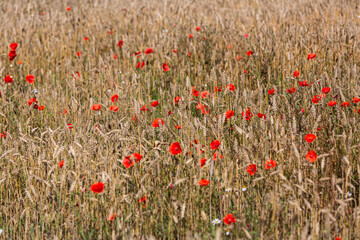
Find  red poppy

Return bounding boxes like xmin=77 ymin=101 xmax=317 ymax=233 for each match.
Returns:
xmin=108 ymin=30 xmax=114 ymax=34
xmin=189 ymin=34 xmax=193 ymax=38
xmin=152 ymin=118 xmax=164 ymax=127
xmin=140 ymin=105 xmax=149 ymax=112
xmin=175 ymin=125 xmax=182 ymax=129
xmin=265 ymin=159 xmax=276 ymax=170
xmin=58 ymin=160 xmax=64 ymax=168
xmin=201 ymin=91 xmax=210 ymax=99
xmin=151 ymin=101 xmax=159 ymax=107
xmin=109 ymin=105 xmax=119 ymax=112
xmin=84 ymin=37 xmax=89 ymax=41
xmin=133 ymin=51 xmax=141 ymax=56
xmin=247 ymin=51 xmax=253 ymax=56
xmin=322 ymin=87 xmax=330 ymax=94
xmin=111 ymin=94 xmax=119 ymax=103
xmin=311 ymin=95 xmax=322 ymax=104
xmin=136 ymin=61 xmax=145 ymax=69
xmin=241 ymin=108 xmax=253 ymax=121
xmin=123 ymin=156 xmax=134 ymax=168
xmin=163 ymin=63 xmax=170 ymax=72
xmin=351 ymin=97 xmax=360 ymax=103
xmin=200 ymin=158 xmax=207 ymax=167
xmin=307 ymin=53 xmax=316 ymax=60
xmin=26 ymin=75 xmax=35 ymax=84
xmin=144 ymin=48 xmax=154 ymax=55
xmin=299 ymin=81 xmax=309 ymax=87
xmin=341 ymin=102 xmax=350 ymax=107
xmin=268 ymin=88 xmax=275 ymax=95
xmin=4 ymin=75 xmax=13 ymax=84
xmin=108 ymin=213 xmax=117 ymax=221
xmin=236 ymin=56 xmax=242 ymax=61
xmin=113 ymin=54 xmax=117 ymax=59
xmin=225 ymin=110 xmax=234 ymax=119
xmin=293 ymin=71 xmax=300 ymax=77
xmin=27 ymin=97 xmax=37 ymax=106
xmin=210 ymin=140 xmax=220 ymax=150
xmin=117 ymin=40 xmax=124 ymax=48
xmin=90 ymin=182 xmax=104 ymax=193
xmin=327 ymin=101 xmax=337 ymax=106
xmin=8 ymin=50 xmax=16 ymax=61
xmin=226 ymin=84 xmax=235 ymax=91
xmin=10 ymin=42 xmax=18 ymax=50
xmin=91 ymin=104 xmax=101 ymax=111
xmin=257 ymin=113 xmax=266 ymax=119
xmin=169 ymin=142 xmax=182 ymax=155
xmin=195 ymin=26 xmax=202 ymax=31
xmin=244 ymin=34 xmax=249 ymax=38
xmin=76 ymin=51 xmax=82 ymax=57
xmin=192 ymin=88 xmax=200 ymax=97
xmin=174 ymin=96 xmax=182 ymax=104
xmin=66 ymin=7 xmax=72 ymax=11
xmin=213 ymin=152 xmax=223 ymax=160
xmin=305 ymin=134 xmax=316 ymax=143
xmin=287 ymin=87 xmax=296 ymax=94
xmin=132 ymin=114 xmax=139 ymax=122
xmin=67 ymin=124 xmax=73 ymax=129
xmin=214 ymin=86 xmax=222 ymax=92
xmin=172 ymin=49 xmax=178 ymax=53
xmin=223 ymin=214 xmax=236 ymax=225
xmin=199 ymin=179 xmax=210 ymax=186
xmin=132 ymin=153 xmax=142 ymax=162
xmin=139 ymin=196 xmax=146 ymax=207
xmin=246 ymin=164 xmax=256 ymax=176
xmin=305 ymin=150 xmax=317 ymax=163
xmin=38 ymin=105 xmax=45 ymax=111
xmin=187 ymin=52 xmax=191 ymax=57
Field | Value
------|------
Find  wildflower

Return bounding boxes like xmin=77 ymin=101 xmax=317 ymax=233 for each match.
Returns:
xmin=136 ymin=61 xmax=145 ymax=69
xmin=226 ymin=229 xmax=231 ymax=235
xmin=305 ymin=150 xmax=317 ymax=163
xmin=152 ymin=118 xmax=164 ymax=128
xmin=144 ymin=48 xmax=154 ymax=55
xmin=163 ymin=63 xmax=170 ymax=72
xmin=140 ymin=105 xmax=149 ymax=112
xmin=212 ymin=219 xmax=221 ymax=225
xmin=351 ymin=97 xmax=360 ymax=103
xmin=66 ymin=7 xmax=72 ymax=11
xmin=8 ymin=50 xmax=16 ymax=61
xmin=169 ymin=142 xmax=182 ymax=155
xmin=195 ymin=26 xmax=202 ymax=31
xmin=299 ymin=80 xmax=309 ymax=87
xmin=210 ymin=140 xmax=220 ymax=150
xmin=91 ymin=104 xmax=101 ymax=111
xmin=287 ymin=87 xmax=296 ymax=93
xmin=247 ymin=51 xmax=253 ymax=56
xmin=265 ymin=159 xmax=276 ymax=170
xmin=111 ymin=94 xmax=118 ymax=103
xmin=139 ymin=196 xmax=146 ymax=207
xmin=109 ymin=105 xmax=119 ymax=112
xmin=151 ymin=101 xmax=159 ymax=107
xmin=226 ymin=84 xmax=235 ymax=91
xmin=322 ymin=87 xmax=330 ymax=94
xmin=4 ymin=75 xmax=13 ymax=84
xmin=225 ymin=188 xmax=232 ymax=192
xmin=90 ymin=182 xmax=104 ymax=193
xmin=117 ymin=40 xmax=124 ymax=48
xmin=200 ymin=158 xmax=207 ymax=167
xmin=175 ymin=125 xmax=182 ymax=129
xmin=58 ymin=160 xmax=64 ymax=168
xmin=257 ymin=113 xmax=266 ymax=119
xmin=189 ymin=34 xmax=193 ymax=38
xmin=201 ymin=91 xmax=210 ymax=99
xmin=123 ymin=156 xmax=134 ymax=168
xmin=328 ymin=101 xmax=337 ymax=106
xmin=213 ymin=152 xmax=223 ymax=160
xmin=237 ymin=56 xmax=242 ymax=61
xmin=242 ymin=186 xmax=247 ymax=191
xmin=345 ymin=192 xmax=352 ymax=198
xmin=246 ymin=164 xmax=256 ymax=176
xmin=268 ymin=88 xmax=275 ymax=95
xmin=67 ymin=124 xmax=73 ymax=129
xmin=223 ymin=214 xmax=236 ymax=225
xmin=225 ymin=110 xmax=234 ymax=119
xmin=307 ymin=53 xmax=316 ymax=60
xmin=199 ymin=179 xmax=210 ymax=186
xmin=305 ymin=134 xmax=316 ymax=143
xmin=10 ymin=42 xmax=18 ymax=50
xmin=38 ymin=105 xmax=45 ymax=111
xmin=293 ymin=71 xmax=300 ymax=77
xmin=241 ymin=108 xmax=253 ymax=120
xmin=108 ymin=213 xmax=117 ymax=221
xmin=192 ymin=88 xmax=200 ymax=97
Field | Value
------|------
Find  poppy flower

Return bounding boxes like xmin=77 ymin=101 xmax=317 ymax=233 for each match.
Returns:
xmin=322 ymin=87 xmax=330 ymax=94
xmin=287 ymin=87 xmax=296 ymax=94
xmin=246 ymin=164 xmax=256 ymax=176
xmin=192 ymin=88 xmax=200 ymax=97
xmin=109 ymin=105 xmax=119 ymax=112
xmin=189 ymin=34 xmax=193 ymax=38
xmin=27 ymin=97 xmax=37 ymax=106
xmin=151 ymin=101 xmax=159 ymax=107
xmin=169 ymin=142 xmax=182 ymax=155
xmin=84 ymin=37 xmax=89 ymax=41
xmin=140 ymin=105 xmax=149 ymax=112
xmin=172 ymin=49 xmax=178 ymax=53
xmin=8 ymin=50 xmax=16 ymax=61
xmin=144 ymin=48 xmax=154 ymax=55
xmin=67 ymin=124 xmax=73 ymax=129
xmin=265 ymin=159 xmax=276 ymax=170
xmin=223 ymin=214 xmax=236 ymax=225
xmin=244 ymin=34 xmax=249 ymax=38
xmin=132 ymin=153 xmax=142 ymax=162
xmin=199 ymin=179 xmax=210 ymax=186
xmin=90 ymin=182 xmax=104 ymax=193
xmin=307 ymin=53 xmax=316 ymax=60
xmin=76 ymin=51 xmax=82 ymax=57
xmin=17 ymin=60 xmax=22 ymax=64
xmin=26 ymin=75 xmax=35 ymax=84
xmin=175 ymin=125 xmax=182 ymax=129
xmin=247 ymin=51 xmax=253 ymax=56
xmin=195 ymin=26 xmax=202 ymax=31
xmin=226 ymin=84 xmax=235 ymax=91
xmin=108 ymin=30 xmax=114 ymax=34
xmin=123 ymin=156 xmax=134 ymax=168
xmin=305 ymin=150 xmax=317 ymax=163
xmin=132 ymin=114 xmax=139 ymax=122
xmin=201 ymin=91 xmax=210 ymax=99
xmin=213 ymin=152 xmax=223 ymax=160
xmin=257 ymin=113 xmax=266 ymax=119
xmin=4 ymin=75 xmax=13 ymax=84
xmin=111 ymin=94 xmax=118 ymax=103
xmin=241 ymin=109 xmax=253 ymax=120
xmin=139 ymin=196 xmax=146 ymax=208
xmin=341 ymin=102 xmax=350 ymax=107
xmin=210 ymin=140 xmax=220 ymax=150
xmin=174 ymin=96 xmax=182 ymax=104
xmin=187 ymin=52 xmax=191 ymax=57
xmin=152 ymin=118 xmax=164 ymax=127
xmin=351 ymin=97 xmax=360 ymax=103
xmin=268 ymin=88 xmax=275 ymax=95
xmin=293 ymin=71 xmax=300 ymax=77
xmin=58 ymin=160 xmax=64 ymax=168
xmin=200 ymin=158 xmax=207 ymax=167
xmin=113 ymin=54 xmax=117 ymax=59
xmin=225 ymin=110 xmax=234 ymax=119
xmin=136 ymin=61 xmax=145 ymax=69
xmin=163 ymin=63 xmax=170 ymax=72
xmin=117 ymin=40 xmax=124 ymax=48
xmin=214 ymin=86 xmax=222 ymax=92
xmin=236 ymin=56 xmax=242 ymax=61
xmin=38 ymin=105 xmax=45 ymax=111
xmin=299 ymin=81 xmax=309 ymax=87
xmin=91 ymin=104 xmax=101 ymax=111
xmin=305 ymin=134 xmax=316 ymax=143
xmin=327 ymin=101 xmax=337 ymax=106
xmin=10 ymin=42 xmax=18 ymax=50
xmin=66 ymin=7 xmax=72 ymax=11
xmin=108 ymin=213 xmax=117 ymax=221
xmin=311 ymin=95 xmax=322 ymax=104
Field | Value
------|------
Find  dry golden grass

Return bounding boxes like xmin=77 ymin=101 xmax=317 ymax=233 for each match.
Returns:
xmin=0 ymin=0 xmax=360 ymax=239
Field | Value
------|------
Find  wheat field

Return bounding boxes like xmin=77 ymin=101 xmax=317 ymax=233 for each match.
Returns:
xmin=0 ymin=0 xmax=360 ymax=239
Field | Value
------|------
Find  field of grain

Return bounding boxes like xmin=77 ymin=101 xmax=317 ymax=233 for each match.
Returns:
xmin=0 ymin=0 xmax=359 ymax=239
